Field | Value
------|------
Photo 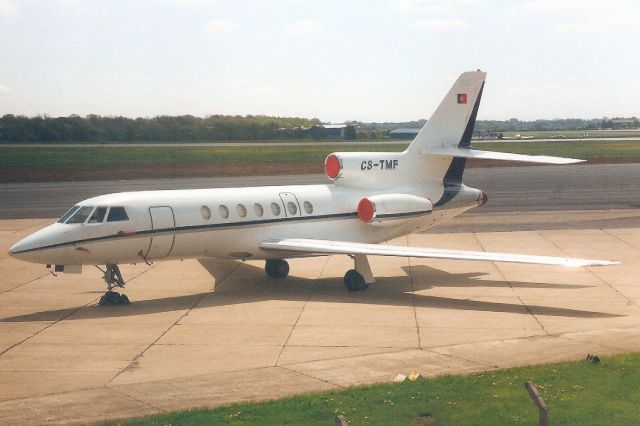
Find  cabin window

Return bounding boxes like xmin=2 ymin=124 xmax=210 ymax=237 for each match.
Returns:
xmin=253 ymin=203 xmax=264 ymax=217
xmin=107 ymin=207 xmax=129 ymax=222
xmin=303 ymin=201 xmax=313 ymax=214
xmin=201 ymin=206 xmax=211 ymax=220
xmin=237 ymin=203 xmax=247 ymax=218
xmin=270 ymin=202 xmax=281 ymax=216
xmin=287 ymin=202 xmax=298 ymax=215
xmin=88 ymin=207 xmax=107 ymax=223
xmin=219 ymin=205 xmax=229 ymax=219
xmin=66 ymin=206 xmax=94 ymax=224
xmin=58 ymin=206 xmax=80 ymax=223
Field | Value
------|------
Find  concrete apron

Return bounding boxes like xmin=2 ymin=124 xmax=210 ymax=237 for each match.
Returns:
xmin=0 ymin=214 xmax=638 ymax=424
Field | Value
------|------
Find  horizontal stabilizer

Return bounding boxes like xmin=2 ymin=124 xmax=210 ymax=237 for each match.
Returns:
xmin=428 ymin=147 xmax=585 ymax=164
xmin=261 ymin=239 xmax=618 ymax=267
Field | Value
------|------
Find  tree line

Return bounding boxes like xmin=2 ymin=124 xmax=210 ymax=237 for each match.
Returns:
xmin=0 ymin=114 xmax=634 ymax=143
xmin=0 ymin=114 xmax=323 ymax=142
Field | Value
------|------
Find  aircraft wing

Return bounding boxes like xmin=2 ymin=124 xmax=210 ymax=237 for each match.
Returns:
xmin=260 ymin=239 xmax=619 ymax=267
xmin=427 ymin=147 xmax=584 ymax=164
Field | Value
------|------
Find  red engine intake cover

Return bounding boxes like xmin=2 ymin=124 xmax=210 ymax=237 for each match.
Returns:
xmin=357 ymin=198 xmax=375 ymax=223
xmin=324 ymin=154 xmax=342 ymax=179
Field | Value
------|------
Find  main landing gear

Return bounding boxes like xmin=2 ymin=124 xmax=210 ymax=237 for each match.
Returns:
xmin=265 ymin=259 xmax=290 ymax=279
xmin=265 ymin=256 xmax=375 ymax=292
xmin=97 ymin=264 xmax=130 ymax=306
xmin=344 ymin=254 xmax=375 ymax=292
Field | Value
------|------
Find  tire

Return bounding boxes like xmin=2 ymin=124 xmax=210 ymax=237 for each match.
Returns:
xmin=344 ymin=269 xmax=366 ymax=292
xmin=119 ymin=294 xmax=130 ymax=305
xmin=266 ymin=259 xmax=289 ymax=279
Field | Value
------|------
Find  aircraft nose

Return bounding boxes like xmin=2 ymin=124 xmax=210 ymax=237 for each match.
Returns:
xmin=9 ymin=238 xmax=30 ymax=259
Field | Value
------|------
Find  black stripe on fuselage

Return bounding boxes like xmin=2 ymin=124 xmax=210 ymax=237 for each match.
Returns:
xmin=434 ymin=82 xmax=485 ymax=208
xmin=12 ymin=211 xmax=359 ymax=254
xmin=13 ymin=207 xmax=438 ymax=255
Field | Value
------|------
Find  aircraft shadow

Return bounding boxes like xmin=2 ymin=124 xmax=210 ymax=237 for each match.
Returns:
xmin=0 ymin=259 xmax=619 ymax=323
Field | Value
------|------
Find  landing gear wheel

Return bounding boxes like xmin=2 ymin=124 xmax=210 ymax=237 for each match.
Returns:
xmin=344 ymin=269 xmax=368 ymax=292
xmin=97 ymin=264 xmax=130 ymax=306
xmin=98 ymin=290 xmax=130 ymax=306
xmin=265 ymin=259 xmax=290 ymax=279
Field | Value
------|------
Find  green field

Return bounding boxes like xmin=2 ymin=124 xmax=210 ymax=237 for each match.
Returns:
xmin=1 ymin=139 xmax=639 ymax=183
xmin=500 ymin=129 xmax=640 ymax=139
xmin=112 ymin=352 xmax=640 ymax=425
xmin=479 ymin=139 xmax=640 ymax=160
xmin=3 ymin=140 xmax=640 ymax=169
xmin=0 ymin=143 xmax=405 ymax=168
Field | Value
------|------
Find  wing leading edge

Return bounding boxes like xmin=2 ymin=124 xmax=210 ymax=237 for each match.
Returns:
xmin=260 ymin=239 xmax=619 ymax=267
xmin=426 ymin=147 xmax=585 ymax=165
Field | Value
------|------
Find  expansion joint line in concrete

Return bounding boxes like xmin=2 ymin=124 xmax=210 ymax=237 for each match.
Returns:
xmin=275 ymin=257 xmax=329 ymax=367
xmin=106 ymin=387 xmax=167 ymax=414
xmin=554 ymin=334 xmax=631 ymax=354
xmin=276 ymin=365 xmax=345 ymax=389
xmin=471 ymin=233 xmax=550 ymax=336
xmin=407 ymin=236 xmax=422 ymax=349
xmin=105 ymin=263 xmax=212 ymax=386
xmin=601 ymin=228 xmax=640 ymax=251
xmin=0 ymin=272 xmax=50 ymax=295
xmin=422 ymin=347 xmax=498 ymax=369
xmin=0 ymin=263 xmax=159 ymax=358
xmin=538 ymin=231 xmax=639 ymax=310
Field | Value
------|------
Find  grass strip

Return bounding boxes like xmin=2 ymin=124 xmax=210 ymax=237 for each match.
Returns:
xmin=112 ymin=352 xmax=640 ymax=425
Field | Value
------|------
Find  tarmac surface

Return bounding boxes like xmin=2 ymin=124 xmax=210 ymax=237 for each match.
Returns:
xmin=2 ymin=163 xmax=640 ymax=219
xmin=1 ymin=208 xmax=640 ymax=424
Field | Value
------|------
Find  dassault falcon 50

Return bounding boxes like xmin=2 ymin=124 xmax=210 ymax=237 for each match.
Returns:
xmin=9 ymin=70 xmax=619 ymax=305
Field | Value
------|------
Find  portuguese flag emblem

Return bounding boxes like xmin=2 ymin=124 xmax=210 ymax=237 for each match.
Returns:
xmin=457 ymin=93 xmax=467 ymax=104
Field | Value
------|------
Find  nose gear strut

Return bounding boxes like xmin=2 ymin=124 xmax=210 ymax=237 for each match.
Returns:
xmin=96 ymin=264 xmax=130 ymax=306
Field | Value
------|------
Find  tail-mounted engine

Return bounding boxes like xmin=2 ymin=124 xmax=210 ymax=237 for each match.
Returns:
xmin=325 ymin=152 xmax=406 ymax=188
xmin=357 ymin=194 xmax=433 ymax=226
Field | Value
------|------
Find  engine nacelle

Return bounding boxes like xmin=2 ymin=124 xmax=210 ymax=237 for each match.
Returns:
xmin=357 ymin=194 xmax=433 ymax=226
xmin=325 ymin=152 xmax=406 ymax=188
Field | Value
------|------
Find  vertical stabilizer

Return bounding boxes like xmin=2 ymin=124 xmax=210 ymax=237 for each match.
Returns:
xmin=407 ymin=70 xmax=486 ymax=155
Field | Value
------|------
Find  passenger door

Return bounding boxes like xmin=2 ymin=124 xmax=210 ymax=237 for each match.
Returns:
xmin=147 ymin=206 xmax=175 ymax=259
xmin=279 ymin=192 xmax=301 ymax=218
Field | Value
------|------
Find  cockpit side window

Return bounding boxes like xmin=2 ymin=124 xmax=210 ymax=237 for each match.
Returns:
xmin=107 ymin=207 xmax=129 ymax=222
xmin=66 ymin=206 xmax=94 ymax=224
xmin=58 ymin=206 xmax=80 ymax=223
xmin=88 ymin=207 xmax=107 ymax=223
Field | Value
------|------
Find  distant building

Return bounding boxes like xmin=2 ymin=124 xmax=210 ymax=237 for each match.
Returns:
xmin=389 ymin=128 xmax=421 ymax=139
xmin=323 ymin=124 xmax=348 ymax=138
xmin=611 ymin=117 xmax=638 ymax=129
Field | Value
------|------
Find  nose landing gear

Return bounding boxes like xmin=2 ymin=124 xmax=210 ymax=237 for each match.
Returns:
xmin=96 ymin=264 xmax=130 ymax=306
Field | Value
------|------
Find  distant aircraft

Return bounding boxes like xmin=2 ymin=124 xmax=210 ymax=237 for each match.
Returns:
xmin=9 ymin=71 xmax=619 ymax=305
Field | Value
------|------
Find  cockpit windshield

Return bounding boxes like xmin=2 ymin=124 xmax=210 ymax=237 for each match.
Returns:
xmin=57 ymin=206 xmax=80 ymax=223
xmin=58 ymin=205 xmax=130 ymax=224
xmin=66 ymin=206 xmax=94 ymax=224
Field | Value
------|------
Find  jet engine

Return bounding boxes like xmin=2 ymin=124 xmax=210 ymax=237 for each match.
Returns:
xmin=357 ymin=194 xmax=433 ymax=226
xmin=325 ymin=152 xmax=405 ymax=188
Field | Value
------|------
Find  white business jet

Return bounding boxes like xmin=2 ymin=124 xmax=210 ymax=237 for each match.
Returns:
xmin=9 ymin=71 xmax=618 ymax=305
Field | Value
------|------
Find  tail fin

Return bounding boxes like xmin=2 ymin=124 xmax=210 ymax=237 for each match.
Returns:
xmin=407 ymin=70 xmax=486 ymax=156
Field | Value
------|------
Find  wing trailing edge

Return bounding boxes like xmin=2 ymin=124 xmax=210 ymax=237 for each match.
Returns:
xmin=260 ymin=238 xmax=619 ymax=267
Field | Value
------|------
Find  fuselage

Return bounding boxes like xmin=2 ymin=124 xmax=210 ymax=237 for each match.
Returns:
xmin=9 ymin=181 xmax=483 ymax=266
